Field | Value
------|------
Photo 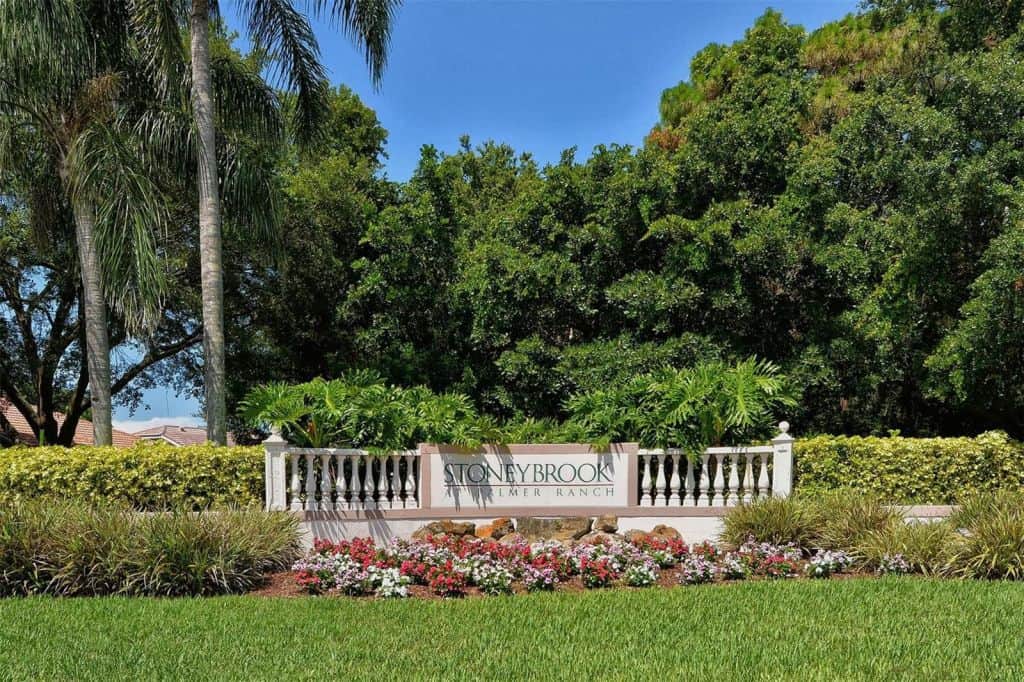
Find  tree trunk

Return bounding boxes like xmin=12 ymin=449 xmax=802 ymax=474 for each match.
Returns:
xmin=190 ymin=0 xmax=227 ymax=445
xmin=70 ymin=197 xmax=113 ymax=446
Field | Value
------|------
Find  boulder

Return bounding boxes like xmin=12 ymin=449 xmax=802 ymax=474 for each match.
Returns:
xmin=515 ymin=516 xmax=592 ymax=542
xmin=593 ymin=514 xmax=618 ymax=533
xmin=650 ymin=524 xmax=682 ymax=540
xmin=578 ymin=531 xmax=623 ymax=545
xmin=498 ymin=532 xmax=527 ymax=546
xmin=623 ymin=529 xmax=648 ymax=544
xmin=475 ymin=517 xmax=515 ymax=540
xmin=411 ymin=519 xmax=476 ymax=540
xmin=622 ymin=526 xmax=683 ymax=544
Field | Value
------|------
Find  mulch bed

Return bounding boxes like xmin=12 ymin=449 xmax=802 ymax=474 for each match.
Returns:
xmin=248 ymin=566 xmax=875 ymax=600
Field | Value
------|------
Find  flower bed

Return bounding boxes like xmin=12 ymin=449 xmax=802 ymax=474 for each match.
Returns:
xmin=290 ymin=535 xmax=877 ymax=599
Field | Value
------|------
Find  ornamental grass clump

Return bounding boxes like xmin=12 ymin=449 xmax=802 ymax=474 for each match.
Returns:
xmin=855 ymin=521 xmax=958 ymax=576
xmin=947 ymin=491 xmax=1024 ymax=580
xmin=721 ymin=496 xmax=820 ymax=548
xmin=0 ymin=499 xmax=299 ymax=597
xmin=810 ymin=491 xmax=903 ymax=551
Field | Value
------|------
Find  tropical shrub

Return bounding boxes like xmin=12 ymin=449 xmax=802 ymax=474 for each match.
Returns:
xmin=0 ymin=444 xmax=263 ymax=509
xmin=0 ymin=500 xmax=299 ymax=596
xmin=795 ymin=432 xmax=1024 ymax=504
xmin=240 ymin=372 xmax=500 ymax=449
xmin=565 ymin=358 xmax=796 ymax=452
xmin=242 ymin=360 xmax=793 ymax=452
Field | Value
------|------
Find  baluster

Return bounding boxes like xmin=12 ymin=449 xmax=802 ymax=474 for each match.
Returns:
xmin=638 ymin=450 xmax=647 ymax=503
xmin=320 ymin=453 xmax=332 ymax=511
xmin=758 ymin=451 xmax=770 ymax=497
xmin=289 ymin=452 xmax=302 ymax=511
xmin=404 ymin=453 xmax=416 ymax=507
xmin=743 ymin=453 xmax=755 ymax=503
xmin=684 ymin=456 xmax=696 ymax=507
xmin=647 ymin=450 xmax=655 ymax=503
xmin=303 ymin=453 xmax=317 ymax=510
xmin=654 ymin=452 xmax=667 ymax=505
xmin=668 ymin=452 xmax=682 ymax=505
xmin=355 ymin=453 xmax=367 ymax=508
xmin=389 ymin=454 xmax=400 ymax=509
xmin=710 ymin=453 xmax=725 ymax=506
xmin=338 ymin=454 xmax=350 ymax=508
xmin=368 ymin=455 xmax=381 ymax=509
xmin=698 ymin=453 xmax=711 ymax=505
xmin=727 ymin=452 xmax=740 ymax=506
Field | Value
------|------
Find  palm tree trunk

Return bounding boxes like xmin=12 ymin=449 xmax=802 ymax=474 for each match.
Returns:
xmin=70 ymin=197 xmax=113 ymax=446
xmin=190 ymin=0 xmax=227 ymax=445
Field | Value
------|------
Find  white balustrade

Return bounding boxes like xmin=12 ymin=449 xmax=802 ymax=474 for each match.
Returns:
xmin=262 ymin=446 xmax=421 ymax=512
xmin=629 ymin=424 xmax=794 ymax=508
xmin=264 ymin=423 xmax=794 ymax=512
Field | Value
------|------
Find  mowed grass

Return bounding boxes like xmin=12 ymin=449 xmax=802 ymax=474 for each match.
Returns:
xmin=1 ymin=579 xmax=1022 ymax=681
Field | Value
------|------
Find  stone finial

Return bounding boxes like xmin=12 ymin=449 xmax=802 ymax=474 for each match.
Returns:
xmin=778 ymin=421 xmax=789 ymax=434
xmin=263 ymin=425 xmax=286 ymax=444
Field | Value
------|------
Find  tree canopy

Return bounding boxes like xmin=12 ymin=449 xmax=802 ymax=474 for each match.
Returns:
xmin=6 ymin=0 xmax=1024 ymax=443
xmin=228 ymin=1 xmax=1024 ymax=439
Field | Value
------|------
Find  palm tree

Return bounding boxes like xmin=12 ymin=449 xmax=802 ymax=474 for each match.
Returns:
xmin=182 ymin=0 xmax=401 ymax=444
xmin=0 ymin=1 xmax=172 ymax=445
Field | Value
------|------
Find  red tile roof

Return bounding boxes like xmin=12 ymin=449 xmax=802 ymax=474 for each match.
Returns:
xmin=1 ymin=399 xmax=138 ymax=447
xmin=133 ymin=425 xmax=233 ymax=446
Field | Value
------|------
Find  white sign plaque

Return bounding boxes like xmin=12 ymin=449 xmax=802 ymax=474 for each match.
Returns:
xmin=421 ymin=444 xmax=636 ymax=509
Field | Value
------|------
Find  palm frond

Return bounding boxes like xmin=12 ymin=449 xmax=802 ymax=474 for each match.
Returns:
xmin=312 ymin=0 xmax=400 ymax=87
xmin=209 ymin=54 xmax=285 ymax=144
xmin=239 ymin=0 xmax=328 ymax=142
xmin=125 ymin=0 xmax=189 ymax=100
xmin=0 ymin=0 xmax=93 ymax=97
xmin=219 ymin=137 xmax=283 ymax=253
xmin=66 ymin=117 xmax=170 ymax=333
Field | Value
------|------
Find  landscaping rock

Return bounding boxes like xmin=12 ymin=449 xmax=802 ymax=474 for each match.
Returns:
xmin=475 ymin=517 xmax=515 ymax=540
xmin=650 ymin=524 xmax=682 ymax=540
xmin=578 ymin=531 xmax=623 ymax=545
xmin=593 ymin=514 xmax=618 ymax=533
xmin=622 ymin=526 xmax=683 ymax=544
xmin=498 ymin=532 xmax=527 ymax=546
xmin=411 ymin=520 xmax=476 ymax=540
xmin=623 ymin=529 xmax=648 ymax=543
xmin=515 ymin=516 xmax=592 ymax=542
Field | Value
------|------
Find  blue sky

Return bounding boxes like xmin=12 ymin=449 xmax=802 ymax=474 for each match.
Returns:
xmin=115 ymin=0 xmax=858 ymax=430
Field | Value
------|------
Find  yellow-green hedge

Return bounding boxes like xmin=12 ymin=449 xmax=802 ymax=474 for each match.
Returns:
xmin=0 ymin=443 xmax=264 ymax=510
xmin=794 ymin=432 xmax=1024 ymax=504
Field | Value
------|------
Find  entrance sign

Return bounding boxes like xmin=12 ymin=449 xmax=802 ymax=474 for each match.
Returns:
xmin=420 ymin=443 xmax=637 ymax=509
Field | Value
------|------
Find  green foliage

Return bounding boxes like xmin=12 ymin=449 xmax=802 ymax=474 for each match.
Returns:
xmin=6 ymin=582 xmax=1024 ymax=679
xmin=855 ymin=521 xmax=958 ymax=575
xmin=947 ymin=491 xmax=1024 ymax=580
xmin=720 ymin=496 xmax=821 ymax=548
xmin=0 ymin=499 xmax=299 ymax=596
xmin=239 ymin=373 xmax=499 ymax=450
xmin=0 ymin=444 xmax=264 ymax=510
xmin=810 ymin=491 xmax=904 ymax=551
xmin=565 ymin=358 xmax=795 ymax=451
xmin=794 ymin=432 xmax=1024 ymax=503
xmin=242 ymin=358 xmax=792 ymax=451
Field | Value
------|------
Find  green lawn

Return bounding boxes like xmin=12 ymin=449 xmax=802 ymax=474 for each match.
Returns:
xmin=1 ymin=578 xmax=1021 ymax=681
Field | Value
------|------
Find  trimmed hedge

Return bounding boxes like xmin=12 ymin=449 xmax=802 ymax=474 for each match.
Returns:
xmin=3 ymin=432 xmax=1022 ymax=508
xmin=0 ymin=443 xmax=263 ymax=510
xmin=795 ymin=432 xmax=1024 ymax=504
